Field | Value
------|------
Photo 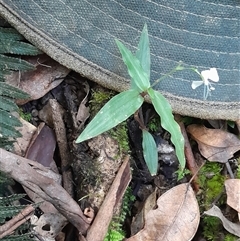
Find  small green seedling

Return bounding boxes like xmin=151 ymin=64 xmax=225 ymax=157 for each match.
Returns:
xmin=76 ymin=24 xmax=185 ymax=176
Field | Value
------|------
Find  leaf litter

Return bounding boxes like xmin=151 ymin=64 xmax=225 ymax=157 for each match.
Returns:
xmin=187 ymin=124 xmax=240 ymax=162
xmin=126 ymin=183 xmax=200 ymax=241
xmin=3 ymin=52 xmax=240 ymax=241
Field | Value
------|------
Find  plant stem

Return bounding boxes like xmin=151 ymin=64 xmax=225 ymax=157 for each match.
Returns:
xmin=151 ymin=63 xmax=198 ymax=88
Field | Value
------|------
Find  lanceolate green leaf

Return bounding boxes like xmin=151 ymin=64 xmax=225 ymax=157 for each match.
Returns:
xmin=76 ymin=89 xmax=144 ymax=143
xmin=142 ymin=130 xmax=158 ymax=176
xmin=147 ymin=88 xmax=185 ymax=169
xmin=136 ymin=24 xmax=150 ymax=79
xmin=115 ymin=39 xmax=150 ymax=92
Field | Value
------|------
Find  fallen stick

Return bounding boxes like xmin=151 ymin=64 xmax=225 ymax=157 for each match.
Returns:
xmin=0 ymin=148 xmax=91 ymax=234
xmin=0 ymin=205 xmax=34 ymax=239
xmin=175 ymin=115 xmax=199 ymax=191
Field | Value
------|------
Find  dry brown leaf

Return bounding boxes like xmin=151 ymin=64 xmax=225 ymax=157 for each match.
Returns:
xmin=187 ymin=124 xmax=240 ymax=162
xmin=76 ymin=81 xmax=90 ymax=129
xmin=204 ymin=205 xmax=240 ymax=237
xmin=131 ymin=189 xmax=157 ymax=235
xmin=14 ymin=117 xmax=36 ymax=156
xmin=5 ymin=55 xmax=70 ymax=105
xmin=225 ymin=179 xmax=240 ymax=220
xmin=126 ymin=183 xmax=200 ymax=241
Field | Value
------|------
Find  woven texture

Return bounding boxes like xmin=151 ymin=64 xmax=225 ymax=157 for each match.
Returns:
xmin=0 ymin=0 xmax=239 ymax=119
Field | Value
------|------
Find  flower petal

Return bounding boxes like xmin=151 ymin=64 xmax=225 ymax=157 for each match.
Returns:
xmin=191 ymin=81 xmax=203 ymax=89
xmin=201 ymin=68 xmax=219 ymax=83
xmin=209 ymin=68 xmax=219 ymax=82
xmin=201 ymin=69 xmax=210 ymax=85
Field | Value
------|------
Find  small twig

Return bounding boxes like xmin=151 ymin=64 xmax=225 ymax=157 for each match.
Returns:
xmin=225 ymin=161 xmax=234 ymax=179
xmin=175 ymin=115 xmax=199 ymax=191
xmin=236 ymin=119 xmax=240 ymax=134
xmin=134 ymin=109 xmax=147 ymax=130
xmin=0 ymin=148 xmax=91 ymax=234
xmin=49 ymin=99 xmax=74 ymax=197
xmin=0 ymin=205 xmax=35 ymax=239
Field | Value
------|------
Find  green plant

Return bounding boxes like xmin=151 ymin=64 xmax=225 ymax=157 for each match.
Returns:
xmin=76 ymin=24 xmax=186 ymax=176
xmin=0 ymin=27 xmax=41 ymax=150
xmin=90 ymin=88 xmax=129 ymax=154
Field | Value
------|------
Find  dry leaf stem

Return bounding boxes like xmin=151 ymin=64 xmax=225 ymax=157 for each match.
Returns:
xmin=175 ymin=115 xmax=199 ymax=191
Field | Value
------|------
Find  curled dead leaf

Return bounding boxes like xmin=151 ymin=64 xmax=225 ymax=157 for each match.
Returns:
xmin=204 ymin=205 xmax=240 ymax=237
xmin=225 ymin=179 xmax=240 ymax=220
xmin=126 ymin=183 xmax=200 ymax=241
xmin=187 ymin=124 xmax=240 ymax=162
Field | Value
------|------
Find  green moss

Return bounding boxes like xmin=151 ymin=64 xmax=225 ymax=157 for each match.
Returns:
xmin=104 ymin=187 xmax=135 ymax=241
xmin=18 ymin=108 xmax=31 ymax=122
xmin=90 ymin=87 xmax=115 ymax=117
xmin=203 ymin=216 xmax=222 ymax=241
xmin=198 ymin=162 xmax=225 ymax=210
xmin=202 ymin=214 xmax=239 ymax=241
xmin=198 ymin=162 xmax=229 ymax=241
xmin=224 ymin=234 xmax=239 ymax=241
xmin=109 ymin=122 xmax=129 ymax=153
xmin=148 ymin=116 xmax=161 ymax=132
xmin=104 ymin=229 xmax=125 ymax=241
xmin=236 ymin=158 xmax=240 ymax=179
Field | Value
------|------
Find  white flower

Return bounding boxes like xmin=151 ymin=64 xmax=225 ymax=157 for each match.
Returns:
xmin=191 ymin=68 xmax=219 ymax=99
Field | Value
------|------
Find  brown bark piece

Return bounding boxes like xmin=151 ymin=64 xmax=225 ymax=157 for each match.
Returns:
xmin=86 ymin=156 xmax=131 ymax=241
xmin=49 ymin=99 xmax=74 ymax=197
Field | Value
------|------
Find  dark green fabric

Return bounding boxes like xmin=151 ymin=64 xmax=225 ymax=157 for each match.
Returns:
xmin=0 ymin=1 xmax=239 ymax=120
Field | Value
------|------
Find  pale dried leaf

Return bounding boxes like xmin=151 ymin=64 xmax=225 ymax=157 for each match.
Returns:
xmin=225 ymin=179 xmax=240 ymax=216
xmin=76 ymin=81 xmax=90 ymax=128
xmin=6 ymin=56 xmax=70 ymax=105
xmin=187 ymin=124 xmax=240 ymax=162
xmin=14 ymin=117 xmax=36 ymax=156
xmin=204 ymin=205 xmax=240 ymax=237
xmin=126 ymin=183 xmax=200 ymax=241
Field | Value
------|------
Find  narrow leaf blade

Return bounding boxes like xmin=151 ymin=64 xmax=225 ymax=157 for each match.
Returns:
xmin=147 ymin=88 xmax=185 ymax=169
xmin=0 ymin=54 xmax=35 ymax=71
xmin=136 ymin=24 xmax=150 ymax=79
xmin=115 ymin=39 xmax=150 ymax=92
xmin=142 ymin=130 xmax=158 ymax=176
xmin=76 ymin=89 xmax=143 ymax=143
